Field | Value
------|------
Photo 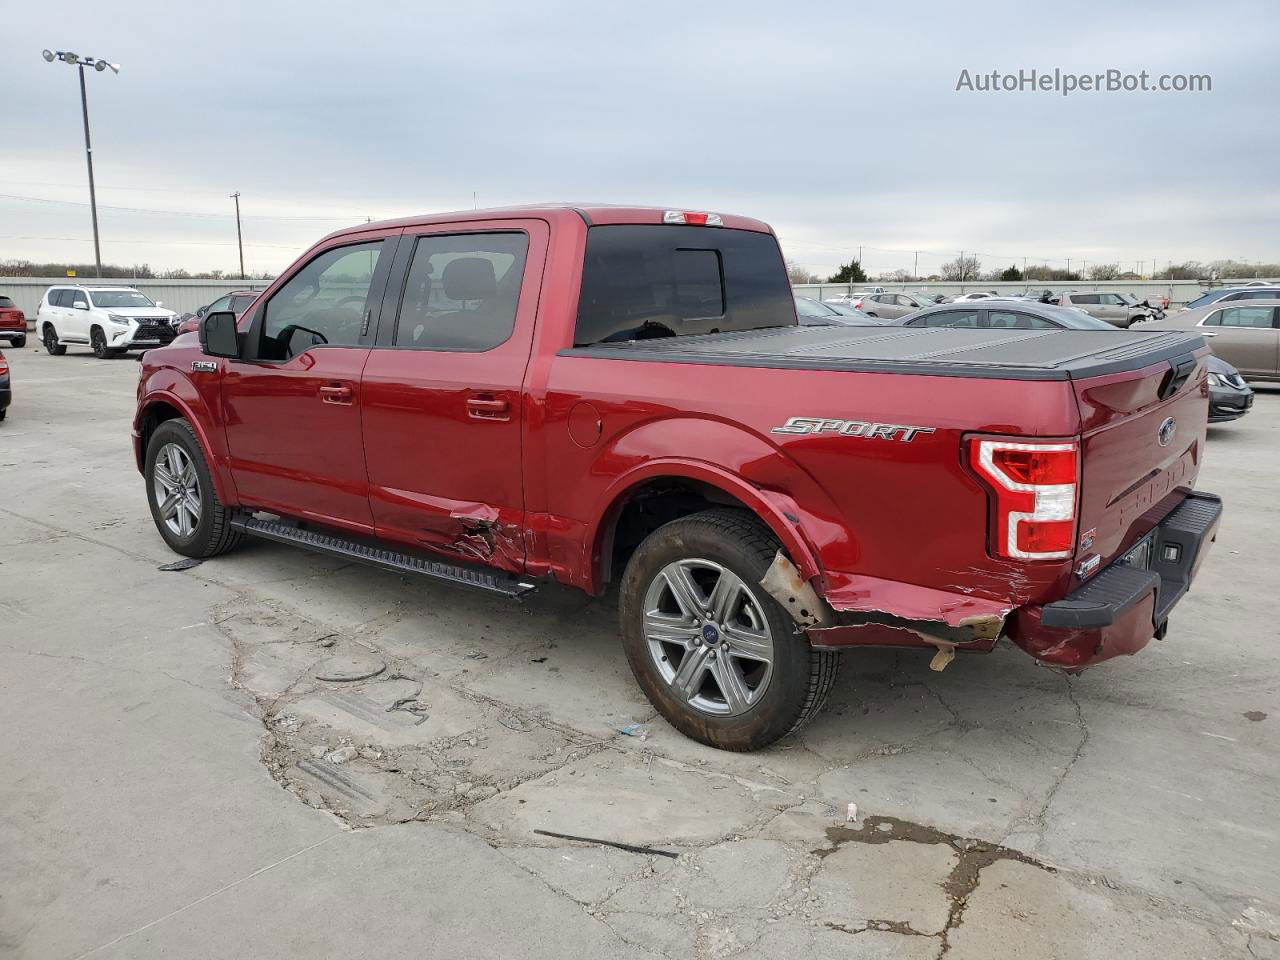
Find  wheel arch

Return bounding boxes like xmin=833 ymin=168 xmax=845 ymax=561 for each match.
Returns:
xmin=136 ymin=391 xmax=236 ymax=505
xmin=586 ymin=458 xmax=827 ymax=596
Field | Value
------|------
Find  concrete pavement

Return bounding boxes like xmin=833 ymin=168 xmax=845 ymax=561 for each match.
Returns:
xmin=1 ymin=346 xmax=1276 ymax=959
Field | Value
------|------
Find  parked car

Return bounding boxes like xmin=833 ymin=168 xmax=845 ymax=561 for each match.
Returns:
xmin=855 ymin=292 xmax=934 ymax=319
xmin=1139 ymin=300 xmax=1280 ymax=382
xmin=896 ymin=300 xmax=1117 ymax=329
xmin=1182 ymin=286 xmax=1280 ymax=311
xmin=794 ymin=296 xmax=880 ymax=325
xmin=135 ymin=203 xmax=1220 ymax=751
xmin=1119 ymin=292 xmax=1165 ymax=322
xmin=0 ymin=295 xmax=27 ymax=348
xmin=824 ymin=287 xmax=884 ymax=304
xmin=945 ymin=292 xmax=999 ymax=303
xmin=909 ymin=291 xmax=948 ymax=304
xmin=36 ymin=285 xmax=177 ymax=358
xmin=176 ymin=290 xmax=260 ymax=335
xmin=1057 ymin=292 xmax=1152 ymax=328
xmin=0 ymin=348 xmax=9 ymax=421
xmin=1205 ymin=356 xmax=1254 ymax=423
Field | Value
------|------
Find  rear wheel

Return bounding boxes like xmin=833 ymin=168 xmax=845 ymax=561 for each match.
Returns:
xmin=42 ymin=324 xmax=66 ymax=356
xmin=619 ymin=508 xmax=839 ymax=751
xmin=145 ymin=419 xmax=244 ymax=558
xmin=13 ymin=335 xmax=26 ymax=348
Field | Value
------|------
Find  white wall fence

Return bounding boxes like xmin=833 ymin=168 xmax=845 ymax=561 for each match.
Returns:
xmin=0 ymin=277 xmax=272 ymax=321
xmin=792 ymin=279 xmax=1276 ymax=309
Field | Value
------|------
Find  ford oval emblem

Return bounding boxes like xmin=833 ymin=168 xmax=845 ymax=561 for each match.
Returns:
xmin=1157 ymin=417 xmax=1176 ymax=447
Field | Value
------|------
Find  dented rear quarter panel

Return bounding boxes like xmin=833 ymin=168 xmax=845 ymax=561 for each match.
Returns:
xmin=531 ymin=354 xmax=1085 ymax=610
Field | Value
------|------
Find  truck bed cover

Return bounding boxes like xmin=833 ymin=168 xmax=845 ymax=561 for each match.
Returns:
xmin=563 ymin=326 xmax=1207 ymax=381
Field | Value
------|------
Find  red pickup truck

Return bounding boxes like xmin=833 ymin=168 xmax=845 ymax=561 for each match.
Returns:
xmin=133 ymin=205 xmax=1221 ymax=750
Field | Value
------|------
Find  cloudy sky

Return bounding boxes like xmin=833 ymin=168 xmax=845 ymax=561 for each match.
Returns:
xmin=4 ymin=0 xmax=1277 ymax=278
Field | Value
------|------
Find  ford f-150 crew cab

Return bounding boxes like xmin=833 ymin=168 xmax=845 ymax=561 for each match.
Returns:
xmin=133 ymin=204 xmax=1222 ymax=750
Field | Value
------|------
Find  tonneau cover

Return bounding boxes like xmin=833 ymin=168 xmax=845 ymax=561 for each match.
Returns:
xmin=563 ymin=326 xmax=1207 ymax=381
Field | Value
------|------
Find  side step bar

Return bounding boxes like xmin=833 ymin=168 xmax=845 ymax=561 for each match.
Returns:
xmin=230 ymin=515 xmax=537 ymax=599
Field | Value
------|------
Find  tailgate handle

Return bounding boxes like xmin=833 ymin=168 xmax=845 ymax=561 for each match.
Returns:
xmin=1158 ymin=354 xmax=1197 ymax=401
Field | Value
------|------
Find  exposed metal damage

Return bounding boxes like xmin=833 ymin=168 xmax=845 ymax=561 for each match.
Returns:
xmin=760 ymin=551 xmax=1010 ymax=668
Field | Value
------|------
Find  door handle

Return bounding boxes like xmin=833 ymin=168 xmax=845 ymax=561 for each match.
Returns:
xmin=319 ymin=383 xmax=354 ymax=404
xmin=466 ymin=395 xmax=510 ymax=420
xmin=1201 ymin=331 xmax=1218 ymax=337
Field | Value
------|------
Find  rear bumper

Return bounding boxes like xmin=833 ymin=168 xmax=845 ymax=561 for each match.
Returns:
xmin=1007 ymin=491 xmax=1222 ymax=668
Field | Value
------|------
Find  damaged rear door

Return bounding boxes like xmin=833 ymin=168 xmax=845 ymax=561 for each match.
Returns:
xmin=359 ymin=219 xmax=550 ymax=570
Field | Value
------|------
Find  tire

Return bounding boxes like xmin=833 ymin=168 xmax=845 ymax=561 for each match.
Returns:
xmin=145 ymin=418 xmax=244 ymax=558
xmin=619 ymin=508 xmax=839 ymax=751
xmin=13 ymin=335 xmax=26 ymax=349
xmin=43 ymin=324 xmax=67 ymax=356
xmin=865 ymin=312 xmax=879 ymax=318
xmin=0 ymin=409 xmax=6 ymax=421
xmin=91 ymin=326 xmax=118 ymax=359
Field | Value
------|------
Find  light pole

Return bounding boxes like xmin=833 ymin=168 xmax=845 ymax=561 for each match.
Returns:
xmin=230 ymin=192 xmax=245 ymax=279
xmin=42 ymin=49 xmax=120 ymax=279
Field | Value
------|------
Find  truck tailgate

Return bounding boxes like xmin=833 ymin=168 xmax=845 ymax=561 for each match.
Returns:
xmin=1071 ymin=348 xmax=1211 ymax=581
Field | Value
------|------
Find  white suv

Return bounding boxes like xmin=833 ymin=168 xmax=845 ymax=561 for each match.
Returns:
xmin=37 ymin=285 xmax=178 ymax=358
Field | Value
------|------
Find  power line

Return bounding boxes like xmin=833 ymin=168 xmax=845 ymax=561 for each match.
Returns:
xmin=0 ymin=234 xmax=301 ymax=250
xmin=0 ymin=192 xmax=372 ymax=222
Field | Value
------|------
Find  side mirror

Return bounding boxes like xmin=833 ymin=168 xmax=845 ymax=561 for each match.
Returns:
xmin=196 ymin=305 xmax=207 ymax=318
xmin=73 ymin=300 xmax=89 ymax=310
xmin=155 ymin=300 xmax=164 ymax=308
xmin=200 ymin=311 xmax=240 ymax=359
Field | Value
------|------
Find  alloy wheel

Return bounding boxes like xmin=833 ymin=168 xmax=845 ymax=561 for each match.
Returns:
xmin=642 ymin=558 xmax=776 ymax=716
xmin=153 ymin=443 xmax=202 ymax=538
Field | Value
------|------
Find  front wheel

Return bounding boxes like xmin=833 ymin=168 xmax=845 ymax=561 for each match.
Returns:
xmin=91 ymin=327 xmax=118 ymax=359
xmin=619 ymin=508 xmax=839 ymax=751
xmin=145 ymin=419 xmax=244 ymax=558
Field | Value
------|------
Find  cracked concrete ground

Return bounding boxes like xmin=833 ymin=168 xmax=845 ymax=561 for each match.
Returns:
xmin=1 ymin=347 xmax=1277 ymax=959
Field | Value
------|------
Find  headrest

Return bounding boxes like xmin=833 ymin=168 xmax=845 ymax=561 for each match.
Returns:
xmin=442 ymin=258 xmax=497 ymax=301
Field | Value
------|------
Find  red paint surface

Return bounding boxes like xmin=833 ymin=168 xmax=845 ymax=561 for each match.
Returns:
xmin=133 ymin=204 xmax=1214 ymax=669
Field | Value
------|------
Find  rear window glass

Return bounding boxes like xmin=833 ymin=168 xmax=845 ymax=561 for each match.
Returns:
xmin=0 ymin=296 xmax=14 ymax=308
xmin=573 ymin=225 xmax=793 ymax=346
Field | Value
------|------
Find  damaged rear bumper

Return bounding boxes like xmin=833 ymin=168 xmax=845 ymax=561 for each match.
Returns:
xmin=1006 ymin=491 xmax=1222 ymax=668
xmin=768 ymin=490 xmax=1222 ymax=671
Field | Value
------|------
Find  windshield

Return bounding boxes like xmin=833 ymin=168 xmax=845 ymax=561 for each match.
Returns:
xmin=794 ymin=297 xmax=837 ymax=318
xmin=89 ymin=290 xmax=155 ymax=309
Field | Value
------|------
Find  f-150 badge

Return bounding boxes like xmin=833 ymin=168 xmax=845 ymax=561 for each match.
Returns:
xmin=770 ymin=418 xmax=936 ymax=442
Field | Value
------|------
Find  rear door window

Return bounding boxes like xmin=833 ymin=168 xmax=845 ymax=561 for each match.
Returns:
xmin=917 ymin=310 xmax=979 ymax=327
xmin=1213 ymin=306 xmax=1275 ymax=328
xmin=392 ymin=232 xmax=529 ymax=351
xmin=573 ymin=225 xmax=792 ymax=346
xmin=229 ymin=294 xmax=256 ymax=313
xmin=987 ymin=310 xmax=1056 ymax=329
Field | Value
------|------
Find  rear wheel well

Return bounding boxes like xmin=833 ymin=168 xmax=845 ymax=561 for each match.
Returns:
xmin=603 ymin=479 xmax=760 ymax=587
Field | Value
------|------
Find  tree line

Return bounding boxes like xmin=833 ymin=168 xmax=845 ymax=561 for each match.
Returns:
xmin=788 ymin=256 xmax=1279 ymax=285
xmin=0 ymin=259 xmax=276 ymax=281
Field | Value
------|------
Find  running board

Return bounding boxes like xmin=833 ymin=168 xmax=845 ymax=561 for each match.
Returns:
xmin=230 ymin=515 xmax=537 ymax=598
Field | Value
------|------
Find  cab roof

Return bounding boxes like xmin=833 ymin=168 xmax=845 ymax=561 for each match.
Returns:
xmin=315 ymin=204 xmax=775 ymax=245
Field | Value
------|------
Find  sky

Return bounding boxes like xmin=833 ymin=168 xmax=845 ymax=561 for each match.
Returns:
xmin=3 ymin=0 xmax=1278 ymax=279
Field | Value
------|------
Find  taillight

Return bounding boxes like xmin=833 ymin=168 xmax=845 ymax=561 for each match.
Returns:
xmin=854 ymin=300 xmax=864 ymax=310
xmin=662 ymin=210 xmax=723 ymax=226
xmin=968 ymin=437 xmax=1079 ymax=560
xmin=0 ymin=357 xmax=8 ymax=376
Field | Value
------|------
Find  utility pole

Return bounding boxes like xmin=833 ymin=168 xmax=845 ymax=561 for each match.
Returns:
xmin=1066 ymin=257 xmax=1071 ymax=278
xmin=913 ymin=251 xmax=918 ymax=280
xmin=43 ymin=49 xmax=119 ymax=279
xmin=230 ymin=191 xmax=245 ymax=279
